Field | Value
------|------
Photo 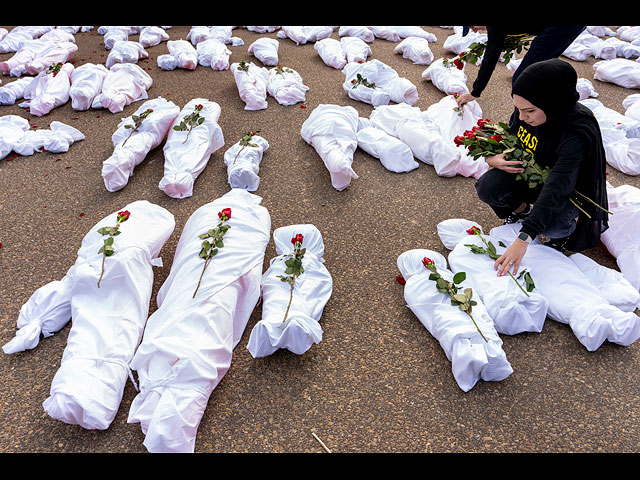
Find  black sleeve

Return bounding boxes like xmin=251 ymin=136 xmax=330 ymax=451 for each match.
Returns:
xmin=470 ymin=27 xmax=506 ymax=98
xmin=519 ymin=133 xmax=587 ymax=239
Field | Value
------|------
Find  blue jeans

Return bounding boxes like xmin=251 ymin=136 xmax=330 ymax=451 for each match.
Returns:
xmin=475 ymin=168 xmax=579 ymax=239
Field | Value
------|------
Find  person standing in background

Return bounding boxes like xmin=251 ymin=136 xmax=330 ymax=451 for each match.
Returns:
xmin=455 ymin=26 xmax=586 ymax=108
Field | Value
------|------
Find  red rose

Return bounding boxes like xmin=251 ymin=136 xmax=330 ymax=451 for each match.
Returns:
xmin=453 ymin=58 xmax=463 ymax=70
xmin=466 ymin=225 xmax=481 ymax=235
xmin=291 ymin=233 xmax=304 ymax=245
xmin=195 ymin=104 xmax=203 ymax=110
xmin=218 ymin=208 xmax=232 ymax=221
xmin=395 ymin=274 xmax=406 ymax=285
xmin=477 ymin=118 xmax=489 ymax=128
xmin=489 ymin=134 xmax=503 ymax=142
xmin=117 ymin=210 xmax=131 ymax=222
xmin=422 ymin=257 xmax=434 ymax=268
xmin=463 ymin=129 xmax=475 ymax=139
xmin=454 ymin=135 xmax=465 ymax=147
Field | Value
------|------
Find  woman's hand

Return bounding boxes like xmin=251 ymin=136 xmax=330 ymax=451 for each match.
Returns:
xmin=495 ymin=239 xmax=528 ymax=276
xmin=486 ymin=153 xmax=525 ymax=174
xmin=456 ymin=93 xmax=476 ymax=108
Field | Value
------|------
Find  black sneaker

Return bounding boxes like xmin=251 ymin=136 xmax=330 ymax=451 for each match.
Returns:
xmin=545 ymin=236 xmax=570 ymax=253
xmin=503 ymin=204 xmax=531 ymax=225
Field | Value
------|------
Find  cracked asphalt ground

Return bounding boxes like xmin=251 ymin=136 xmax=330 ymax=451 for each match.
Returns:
xmin=1 ymin=25 xmax=639 ymax=453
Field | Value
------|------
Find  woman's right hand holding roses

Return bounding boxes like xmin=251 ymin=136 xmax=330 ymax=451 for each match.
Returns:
xmin=486 ymin=153 xmax=525 ymax=174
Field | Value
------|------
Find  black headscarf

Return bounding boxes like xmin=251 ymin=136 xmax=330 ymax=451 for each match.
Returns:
xmin=511 ymin=59 xmax=609 ymax=251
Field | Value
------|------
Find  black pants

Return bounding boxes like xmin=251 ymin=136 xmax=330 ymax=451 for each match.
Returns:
xmin=512 ymin=26 xmax=587 ymax=85
xmin=476 ymin=168 xmax=579 ymax=239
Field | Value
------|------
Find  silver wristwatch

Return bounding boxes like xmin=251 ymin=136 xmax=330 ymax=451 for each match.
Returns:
xmin=517 ymin=232 xmax=533 ymax=244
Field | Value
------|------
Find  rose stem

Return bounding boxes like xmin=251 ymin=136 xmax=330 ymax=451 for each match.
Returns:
xmin=193 ymin=255 xmax=210 ymax=298
xmin=97 ymin=253 xmax=106 ymax=288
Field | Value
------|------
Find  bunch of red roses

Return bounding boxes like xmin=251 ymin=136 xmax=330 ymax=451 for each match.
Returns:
xmin=454 ymin=118 xmax=611 ymax=219
xmin=443 ymin=35 xmax=532 ymax=70
xmin=193 ymin=208 xmax=232 ymax=298
xmin=277 ymin=233 xmax=306 ymax=324
xmin=96 ymin=210 xmax=131 ymax=288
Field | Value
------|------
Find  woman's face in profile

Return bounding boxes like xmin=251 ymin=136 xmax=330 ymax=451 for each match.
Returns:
xmin=513 ymin=94 xmax=547 ymax=127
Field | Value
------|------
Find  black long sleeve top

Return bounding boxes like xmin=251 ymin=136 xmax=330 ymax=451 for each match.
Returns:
xmin=470 ymin=27 xmax=543 ymax=98
xmin=512 ymin=103 xmax=608 ymax=249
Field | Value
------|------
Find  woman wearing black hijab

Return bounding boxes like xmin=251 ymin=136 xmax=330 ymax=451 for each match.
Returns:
xmin=474 ymin=58 xmax=609 ymax=277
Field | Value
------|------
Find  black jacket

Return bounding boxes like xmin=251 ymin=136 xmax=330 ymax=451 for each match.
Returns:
xmin=515 ymin=102 xmax=609 ymax=251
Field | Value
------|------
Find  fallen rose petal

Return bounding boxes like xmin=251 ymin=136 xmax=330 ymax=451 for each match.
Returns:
xmin=395 ymin=274 xmax=406 ymax=285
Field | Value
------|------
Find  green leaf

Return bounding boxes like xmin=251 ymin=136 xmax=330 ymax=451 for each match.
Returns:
xmin=216 ymin=240 xmax=224 ymax=248
xmin=498 ymin=241 xmax=506 ymax=247
xmin=453 ymin=293 xmax=468 ymax=303
xmin=202 ymin=240 xmax=211 ymax=250
xmin=104 ymin=237 xmax=114 ymax=246
xmin=98 ymin=246 xmax=104 ymax=254
xmin=453 ymin=272 xmax=466 ymax=284
xmin=464 ymin=288 xmax=473 ymax=299
xmin=428 ymin=273 xmax=440 ymax=281
xmin=105 ymin=250 xmax=114 ymax=257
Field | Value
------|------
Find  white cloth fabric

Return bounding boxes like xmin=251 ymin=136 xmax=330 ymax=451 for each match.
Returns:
xmin=338 ymin=26 xmax=374 ymax=43
xmin=576 ymin=77 xmax=599 ymax=100
xmin=0 ymin=26 xmax=50 ymax=53
xmin=224 ymin=134 xmax=268 ymax=192
xmin=105 ymin=40 xmax=148 ymax=69
xmin=159 ymin=98 xmax=224 ymax=199
xmin=139 ymin=26 xmax=169 ymax=48
xmin=569 ymin=252 xmax=640 ymax=312
xmin=489 ymin=223 xmax=640 ymax=351
xmin=437 ymin=218 xmax=548 ymax=336
xmin=343 ymin=59 xmax=419 ymax=106
xmin=20 ymin=62 xmax=74 ymax=116
xmin=422 ymin=58 xmax=469 ymax=96
xmin=102 ymin=96 xmax=180 ymax=192
xmin=231 ymin=61 xmax=269 ymax=111
xmin=278 ymin=26 xmax=333 ymax=45
xmin=356 ymin=122 xmax=418 ymax=173
xmin=0 ymin=40 xmax=77 ymax=77
xmin=603 ymin=37 xmax=640 ymax=59
xmin=248 ymin=37 xmax=279 ymax=66
xmin=366 ymin=26 xmax=433 ymax=42
xmin=424 ymin=95 xmax=489 ymax=178
xmin=580 ymin=98 xmax=640 ymax=175
xmin=3 ymin=201 xmax=174 ymax=429
xmin=618 ymin=26 xmax=640 ymax=44
xmin=127 ymin=189 xmax=271 ymax=453
xmin=99 ymin=26 xmax=131 ymax=50
xmin=443 ymin=29 xmax=487 ymax=55
xmin=92 ymin=63 xmax=153 ymax=113
xmin=340 ymin=36 xmax=371 ymax=64
xmin=0 ymin=115 xmax=30 ymax=160
xmin=246 ymin=26 xmax=281 ymax=34
xmin=300 ymin=104 xmax=359 ymax=191
xmin=247 ymin=224 xmax=333 ymax=357
xmin=601 ymin=183 xmax=640 ymax=291
xmin=69 ymin=63 xmax=109 ymax=111
xmin=368 ymin=102 xmax=480 ymax=178
xmin=266 ymin=66 xmax=309 ymax=106
xmin=10 ymin=120 xmax=84 ymax=156
xmin=315 ymin=38 xmax=347 ymax=70
xmin=624 ymin=93 xmax=640 ymax=123
xmin=593 ymin=58 xmax=640 ymax=89
xmin=0 ymin=76 xmax=32 ymax=105
xmin=394 ymin=37 xmax=434 ymax=65
xmin=342 ymin=68 xmax=390 ymax=107
xmin=196 ymin=38 xmax=232 ymax=71
xmin=165 ymin=40 xmax=198 ymax=70
xmin=397 ymin=248 xmax=513 ymax=392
